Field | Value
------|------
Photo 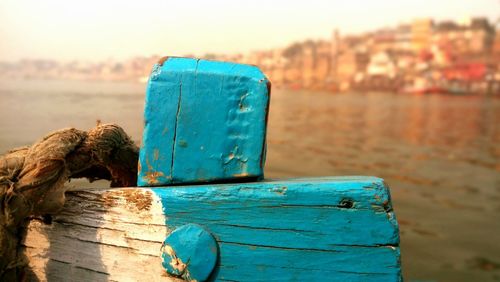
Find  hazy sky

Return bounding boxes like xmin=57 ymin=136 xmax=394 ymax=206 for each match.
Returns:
xmin=1 ymin=0 xmax=498 ymax=62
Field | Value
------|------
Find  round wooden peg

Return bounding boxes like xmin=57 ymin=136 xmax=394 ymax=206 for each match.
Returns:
xmin=161 ymin=224 xmax=218 ymax=281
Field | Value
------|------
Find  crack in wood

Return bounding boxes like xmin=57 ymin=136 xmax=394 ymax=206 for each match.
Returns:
xmin=62 ymin=235 xmax=140 ymax=251
xmin=73 ymin=265 xmax=110 ymax=276
xmin=215 ymin=223 xmax=315 ymax=233
xmin=220 ymin=240 xmax=399 ymax=250
xmin=219 ymin=240 xmax=346 ymax=253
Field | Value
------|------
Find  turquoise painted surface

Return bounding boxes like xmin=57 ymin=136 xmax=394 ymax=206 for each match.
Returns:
xmin=161 ymin=224 xmax=218 ymax=281
xmin=152 ymin=176 xmax=401 ymax=281
xmin=138 ymin=57 xmax=270 ymax=186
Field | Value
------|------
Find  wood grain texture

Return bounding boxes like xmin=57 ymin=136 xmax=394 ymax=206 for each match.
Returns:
xmin=155 ymin=176 xmax=401 ymax=281
xmin=23 ymin=177 xmax=401 ymax=281
xmin=23 ymin=189 xmax=179 ymax=282
xmin=138 ymin=57 xmax=270 ymax=187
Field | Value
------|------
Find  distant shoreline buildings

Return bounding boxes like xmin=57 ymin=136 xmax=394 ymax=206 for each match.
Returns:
xmin=238 ymin=17 xmax=499 ymax=95
xmin=1 ymin=17 xmax=499 ymax=95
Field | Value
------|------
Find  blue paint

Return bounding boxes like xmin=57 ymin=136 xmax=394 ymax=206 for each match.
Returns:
xmin=152 ymin=176 xmax=401 ymax=281
xmin=138 ymin=57 xmax=270 ymax=186
xmin=139 ymin=58 xmax=198 ymax=185
xmin=161 ymin=224 xmax=218 ymax=281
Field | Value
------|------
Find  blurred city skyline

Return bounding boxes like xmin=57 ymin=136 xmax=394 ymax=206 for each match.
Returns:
xmin=1 ymin=0 xmax=498 ymax=63
xmin=2 ymin=14 xmax=499 ymax=95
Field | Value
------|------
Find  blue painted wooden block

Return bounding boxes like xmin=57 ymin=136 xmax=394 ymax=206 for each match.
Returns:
xmin=138 ymin=57 xmax=271 ymax=186
xmin=23 ymin=176 xmax=401 ymax=281
xmin=152 ymin=176 xmax=401 ymax=281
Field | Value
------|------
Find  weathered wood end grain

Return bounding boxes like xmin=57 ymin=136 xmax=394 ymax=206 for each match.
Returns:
xmin=23 ymin=177 xmax=401 ymax=281
xmin=138 ymin=57 xmax=270 ymax=186
xmin=23 ymin=189 xmax=179 ymax=282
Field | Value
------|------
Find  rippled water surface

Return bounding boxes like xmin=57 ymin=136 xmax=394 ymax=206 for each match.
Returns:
xmin=1 ymin=79 xmax=499 ymax=281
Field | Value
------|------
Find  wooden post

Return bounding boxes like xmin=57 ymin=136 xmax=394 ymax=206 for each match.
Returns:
xmin=23 ymin=177 xmax=401 ymax=281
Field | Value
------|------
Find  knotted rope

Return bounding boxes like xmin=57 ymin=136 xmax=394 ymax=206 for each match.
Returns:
xmin=0 ymin=124 xmax=139 ymax=281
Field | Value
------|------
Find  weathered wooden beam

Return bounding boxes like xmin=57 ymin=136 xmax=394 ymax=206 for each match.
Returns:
xmin=138 ymin=57 xmax=271 ymax=186
xmin=23 ymin=177 xmax=401 ymax=281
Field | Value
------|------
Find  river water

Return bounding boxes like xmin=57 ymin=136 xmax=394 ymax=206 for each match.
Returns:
xmin=1 ymin=79 xmax=499 ymax=281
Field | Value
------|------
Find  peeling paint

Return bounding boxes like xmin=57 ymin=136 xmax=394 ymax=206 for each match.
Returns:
xmin=232 ymin=172 xmax=249 ymax=178
xmin=102 ymin=189 xmax=153 ymax=211
xmin=120 ymin=189 xmax=152 ymax=211
xmin=145 ymin=158 xmax=154 ymax=171
xmin=271 ymin=186 xmax=287 ymax=195
xmin=162 ymin=244 xmax=187 ymax=275
xmin=150 ymin=64 xmax=162 ymax=81
xmin=238 ymin=92 xmax=249 ymax=111
xmin=143 ymin=171 xmax=165 ymax=185
xmin=162 ymin=127 xmax=169 ymax=135
xmin=223 ymin=146 xmax=249 ymax=165
xmin=158 ymin=56 xmax=170 ymax=66
xmin=178 ymin=140 xmax=188 ymax=148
